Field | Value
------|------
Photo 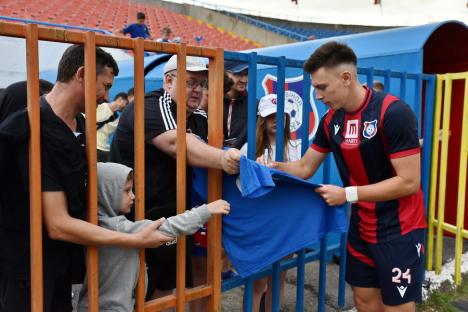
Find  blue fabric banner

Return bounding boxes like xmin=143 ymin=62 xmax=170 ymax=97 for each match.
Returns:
xmin=192 ymin=157 xmax=348 ymax=278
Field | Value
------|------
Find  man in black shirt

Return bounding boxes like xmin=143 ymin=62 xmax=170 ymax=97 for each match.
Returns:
xmin=223 ymin=60 xmax=249 ymax=149
xmin=0 ymin=45 xmax=172 ymax=312
xmin=113 ymin=54 xmax=240 ymax=300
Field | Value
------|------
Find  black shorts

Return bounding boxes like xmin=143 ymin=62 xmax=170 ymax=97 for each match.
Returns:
xmin=345 ymin=229 xmax=425 ymax=306
xmin=0 ymin=273 xmax=72 ymax=312
xmin=145 ymin=202 xmax=193 ymax=295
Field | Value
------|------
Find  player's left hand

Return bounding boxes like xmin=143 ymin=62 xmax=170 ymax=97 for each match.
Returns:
xmin=315 ymin=184 xmax=346 ymax=206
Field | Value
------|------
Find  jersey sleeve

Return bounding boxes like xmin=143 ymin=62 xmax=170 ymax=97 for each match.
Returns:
xmin=310 ymin=113 xmax=331 ymax=153
xmin=144 ymin=93 xmax=177 ymax=141
xmin=382 ymin=100 xmax=420 ymax=158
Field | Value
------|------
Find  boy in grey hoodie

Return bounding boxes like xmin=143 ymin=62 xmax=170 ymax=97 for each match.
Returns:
xmin=77 ymin=162 xmax=230 ymax=312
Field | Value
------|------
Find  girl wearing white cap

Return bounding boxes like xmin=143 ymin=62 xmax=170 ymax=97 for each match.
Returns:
xmin=239 ymin=93 xmax=301 ymax=311
xmin=240 ymin=93 xmax=301 ymax=163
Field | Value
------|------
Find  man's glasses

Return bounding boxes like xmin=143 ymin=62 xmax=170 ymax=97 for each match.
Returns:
xmin=170 ymin=74 xmax=208 ymax=89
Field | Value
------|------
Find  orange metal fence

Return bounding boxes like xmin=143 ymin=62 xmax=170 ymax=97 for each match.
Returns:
xmin=0 ymin=21 xmax=224 ymax=312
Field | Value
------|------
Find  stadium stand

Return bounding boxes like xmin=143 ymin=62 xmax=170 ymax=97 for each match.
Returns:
xmin=280 ymin=25 xmax=353 ymax=39
xmin=0 ymin=0 xmax=260 ymax=50
xmin=220 ymin=11 xmax=355 ymax=40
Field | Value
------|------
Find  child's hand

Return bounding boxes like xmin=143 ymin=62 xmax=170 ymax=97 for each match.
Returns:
xmin=207 ymin=199 xmax=230 ymax=215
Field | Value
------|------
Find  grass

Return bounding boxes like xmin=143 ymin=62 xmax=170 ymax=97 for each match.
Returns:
xmin=418 ymin=274 xmax=468 ymax=311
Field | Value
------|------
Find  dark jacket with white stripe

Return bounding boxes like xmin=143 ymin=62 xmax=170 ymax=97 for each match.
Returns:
xmin=111 ymin=88 xmax=208 ymax=217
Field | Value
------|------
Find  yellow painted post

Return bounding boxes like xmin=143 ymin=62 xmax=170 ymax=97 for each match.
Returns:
xmin=435 ymin=75 xmax=452 ymax=274
xmin=454 ymin=75 xmax=468 ymax=284
xmin=426 ymin=75 xmax=443 ymax=271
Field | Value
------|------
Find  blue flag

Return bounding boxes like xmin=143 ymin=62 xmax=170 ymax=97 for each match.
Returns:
xmin=192 ymin=157 xmax=348 ymax=278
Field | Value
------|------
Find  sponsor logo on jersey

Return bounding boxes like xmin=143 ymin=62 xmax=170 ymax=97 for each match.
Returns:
xmin=416 ymin=243 xmax=424 ymax=257
xmin=344 ymin=119 xmax=359 ymax=144
xmin=363 ymin=120 xmax=378 ymax=139
xmin=334 ymin=124 xmax=340 ymax=135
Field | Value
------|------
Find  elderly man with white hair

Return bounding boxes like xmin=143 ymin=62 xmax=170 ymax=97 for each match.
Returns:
xmin=112 ymin=55 xmax=240 ymax=304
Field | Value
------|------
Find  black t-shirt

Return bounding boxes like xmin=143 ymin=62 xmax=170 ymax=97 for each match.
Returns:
xmin=223 ymin=93 xmax=248 ymax=149
xmin=0 ymin=96 xmax=87 ymax=279
xmin=112 ymin=88 xmax=208 ymax=216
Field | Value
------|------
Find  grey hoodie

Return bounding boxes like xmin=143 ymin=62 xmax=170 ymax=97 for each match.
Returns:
xmin=77 ymin=162 xmax=211 ymax=312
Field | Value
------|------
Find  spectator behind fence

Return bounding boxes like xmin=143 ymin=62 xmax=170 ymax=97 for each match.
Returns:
xmin=0 ymin=79 xmax=53 ymax=123
xmin=156 ymin=27 xmax=172 ymax=43
xmin=120 ymin=12 xmax=152 ymax=39
xmin=198 ymin=72 xmax=233 ymax=113
xmin=97 ymin=92 xmax=129 ymax=162
xmin=372 ymin=80 xmax=385 ymax=92
xmin=260 ymin=41 xmax=426 ymax=312
xmin=240 ymin=94 xmax=301 ymax=312
xmin=0 ymin=44 xmax=172 ymax=312
xmin=224 ymin=60 xmax=249 ymax=149
xmin=111 ymin=54 xmax=240 ymax=306
xmin=77 ymin=162 xmax=230 ymax=312
xmin=127 ymin=87 xmax=135 ymax=103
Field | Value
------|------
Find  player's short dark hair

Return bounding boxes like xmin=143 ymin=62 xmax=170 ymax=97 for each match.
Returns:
xmin=56 ymin=44 xmax=119 ymax=83
xmin=304 ymin=41 xmax=357 ymax=74
xmin=137 ymin=12 xmax=145 ymax=20
xmin=113 ymin=92 xmax=128 ymax=101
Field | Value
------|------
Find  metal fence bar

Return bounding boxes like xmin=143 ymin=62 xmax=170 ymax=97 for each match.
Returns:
xmin=246 ymin=52 xmax=258 ymax=160
xmin=206 ymin=47 xmax=225 ymax=311
xmin=338 ymin=232 xmax=347 ymax=307
xmin=244 ymin=277 xmax=254 ymax=312
xmin=435 ymin=75 xmax=453 ymax=274
xmin=301 ymin=73 xmax=311 ymax=156
xmin=295 ymin=250 xmax=306 ymax=312
xmin=84 ymin=31 xmax=99 ymax=312
xmin=426 ymin=76 xmax=443 ymax=271
xmin=133 ymin=37 xmax=146 ymax=312
xmin=384 ymin=69 xmax=391 ymax=93
xmin=25 ymin=23 xmax=43 ymax=312
xmin=318 ymin=236 xmax=328 ymax=312
xmin=175 ymin=44 xmax=188 ymax=311
xmin=366 ymin=67 xmax=374 ymax=89
xmin=414 ymin=74 xmax=423 ymax=137
xmin=454 ymin=74 xmax=468 ymax=285
xmin=421 ymin=76 xmax=436 ymax=211
xmin=399 ymin=72 xmax=407 ymax=102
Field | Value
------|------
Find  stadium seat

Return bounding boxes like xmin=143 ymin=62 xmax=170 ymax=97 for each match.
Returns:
xmin=0 ymin=0 xmax=260 ymax=50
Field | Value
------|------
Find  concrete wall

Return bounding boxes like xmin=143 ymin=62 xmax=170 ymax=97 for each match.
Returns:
xmin=145 ymin=0 xmax=296 ymax=47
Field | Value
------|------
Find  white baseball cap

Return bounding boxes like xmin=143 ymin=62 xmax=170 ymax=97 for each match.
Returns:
xmin=257 ymin=94 xmax=291 ymax=117
xmin=163 ymin=55 xmax=208 ymax=74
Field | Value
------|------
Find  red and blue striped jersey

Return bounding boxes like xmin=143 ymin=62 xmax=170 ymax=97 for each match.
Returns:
xmin=311 ymin=87 xmax=427 ymax=243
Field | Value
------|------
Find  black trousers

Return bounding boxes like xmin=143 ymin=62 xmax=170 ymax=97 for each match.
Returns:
xmin=0 ymin=273 xmax=72 ymax=312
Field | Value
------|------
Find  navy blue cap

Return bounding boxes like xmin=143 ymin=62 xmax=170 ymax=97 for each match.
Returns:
xmin=224 ymin=60 xmax=249 ymax=73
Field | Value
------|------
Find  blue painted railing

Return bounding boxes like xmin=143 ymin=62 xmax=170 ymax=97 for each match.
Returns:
xmin=222 ymin=12 xmax=308 ymax=41
xmin=221 ymin=51 xmax=436 ymax=311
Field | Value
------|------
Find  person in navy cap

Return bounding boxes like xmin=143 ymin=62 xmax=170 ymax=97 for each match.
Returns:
xmin=223 ymin=60 xmax=249 ymax=149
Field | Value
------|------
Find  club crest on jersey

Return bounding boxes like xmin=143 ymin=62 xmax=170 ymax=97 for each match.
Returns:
xmin=363 ymin=120 xmax=378 ymax=139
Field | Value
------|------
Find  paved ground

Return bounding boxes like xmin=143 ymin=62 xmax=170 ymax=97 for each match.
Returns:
xmin=71 ymin=236 xmax=468 ymax=311
xmin=221 ymin=261 xmax=354 ymax=311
